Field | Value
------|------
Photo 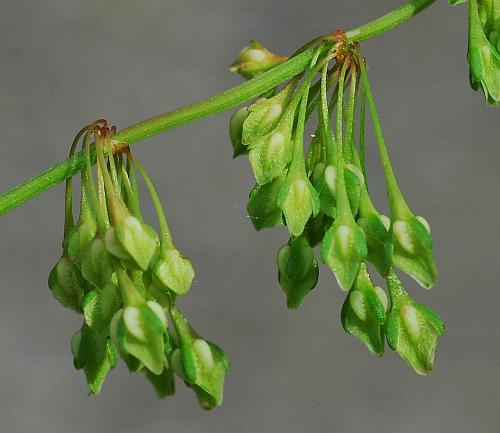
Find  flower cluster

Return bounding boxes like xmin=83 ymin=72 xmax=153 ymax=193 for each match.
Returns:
xmin=230 ymin=37 xmax=444 ymax=374
xmin=49 ymin=121 xmax=229 ymax=409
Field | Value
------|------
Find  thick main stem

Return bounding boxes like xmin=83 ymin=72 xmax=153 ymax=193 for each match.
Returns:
xmin=0 ymin=0 xmax=437 ymax=216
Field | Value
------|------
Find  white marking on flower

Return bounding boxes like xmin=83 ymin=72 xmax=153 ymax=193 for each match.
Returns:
xmin=123 ymin=306 xmax=145 ymax=342
xmin=324 ymin=165 xmax=336 ymax=192
xmin=393 ymin=220 xmax=414 ymax=254
xmin=401 ymin=304 xmax=421 ymax=339
xmin=374 ymin=286 xmax=389 ymax=311
xmin=193 ymin=339 xmax=214 ymax=370
xmin=245 ymin=48 xmax=266 ymax=62
xmin=416 ymin=216 xmax=431 ymax=234
xmin=337 ymin=224 xmax=352 ymax=257
xmin=350 ymin=291 xmax=367 ymax=321
xmin=379 ymin=215 xmax=391 ymax=231
xmin=147 ymin=301 xmax=167 ymax=328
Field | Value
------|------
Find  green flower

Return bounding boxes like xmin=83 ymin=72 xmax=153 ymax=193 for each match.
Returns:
xmin=169 ymin=305 xmax=230 ymax=410
xmin=385 ymin=271 xmax=445 ymax=375
xmin=230 ymin=40 xmax=287 ymax=79
xmin=82 ymin=283 xmax=122 ymax=338
xmin=105 ymin=217 xmax=159 ymax=272
xmin=341 ymin=263 xmax=388 ymax=356
xmin=277 ymin=155 xmax=320 ymax=237
xmin=321 ymin=219 xmax=367 ymax=291
xmin=468 ymin=0 xmax=500 ymax=105
xmin=151 ymin=248 xmax=195 ymax=297
xmin=247 ymin=174 xmax=285 ymax=231
xmin=110 ymin=269 xmax=168 ymax=375
xmin=48 ymin=256 xmax=86 ymax=312
xmin=277 ymin=235 xmax=319 ymax=309
xmin=81 ymin=235 xmax=115 ymax=289
xmin=71 ymin=324 xmax=118 ymax=395
xmin=242 ymin=78 xmax=298 ymax=145
xmin=248 ymin=109 xmax=296 ymax=185
xmin=391 ymin=215 xmax=437 ymax=289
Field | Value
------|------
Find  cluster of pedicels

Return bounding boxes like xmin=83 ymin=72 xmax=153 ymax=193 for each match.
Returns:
xmin=230 ymin=33 xmax=445 ymax=374
xmin=49 ymin=120 xmax=229 ymax=409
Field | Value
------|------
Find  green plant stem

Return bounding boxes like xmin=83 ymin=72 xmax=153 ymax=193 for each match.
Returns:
xmin=0 ymin=0 xmax=437 ymax=216
xmin=345 ymin=0 xmax=437 ymax=42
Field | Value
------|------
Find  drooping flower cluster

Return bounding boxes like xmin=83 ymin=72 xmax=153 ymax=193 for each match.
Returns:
xmin=230 ymin=36 xmax=444 ymax=374
xmin=49 ymin=121 xmax=229 ymax=409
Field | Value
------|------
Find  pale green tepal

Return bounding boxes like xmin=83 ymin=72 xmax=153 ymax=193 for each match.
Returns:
xmin=71 ymin=324 xmax=118 ymax=395
xmin=248 ymin=105 xmax=296 ymax=185
xmin=110 ymin=269 xmax=168 ymax=375
xmin=48 ymin=256 xmax=86 ymax=313
xmin=247 ymin=174 xmax=285 ymax=231
xmin=105 ymin=217 xmax=159 ymax=272
xmin=277 ymin=235 xmax=319 ymax=309
xmin=385 ymin=271 xmax=445 ymax=375
xmin=391 ymin=214 xmax=437 ymax=289
xmin=229 ymin=40 xmax=287 ymax=79
xmin=169 ymin=305 xmax=230 ymax=410
xmin=468 ymin=0 xmax=500 ymax=105
xmin=277 ymin=150 xmax=320 ymax=237
xmin=241 ymin=78 xmax=298 ymax=145
xmin=82 ymin=283 xmax=122 ymax=338
xmin=151 ymin=248 xmax=195 ymax=297
xmin=341 ymin=263 xmax=388 ymax=356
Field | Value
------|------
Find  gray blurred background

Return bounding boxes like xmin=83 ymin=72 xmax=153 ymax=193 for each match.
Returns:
xmin=1 ymin=1 xmax=499 ymax=432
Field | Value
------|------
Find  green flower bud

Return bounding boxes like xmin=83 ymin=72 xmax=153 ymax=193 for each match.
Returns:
xmin=385 ymin=271 xmax=445 ymax=375
xmin=248 ymin=113 xmax=295 ymax=185
xmin=71 ymin=325 xmax=118 ymax=395
xmin=111 ymin=301 xmax=167 ymax=375
xmin=242 ymin=79 xmax=298 ymax=145
xmin=277 ymin=235 xmax=319 ymax=309
xmin=169 ymin=305 xmax=230 ymax=410
xmin=111 ymin=270 xmax=168 ymax=375
xmin=48 ymin=256 xmax=86 ymax=312
xmin=81 ymin=235 xmax=115 ymax=289
xmin=277 ymin=160 xmax=320 ymax=237
xmin=65 ymin=215 xmax=97 ymax=269
xmin=247 ymin=174 xmax=285 ymax=231
xmin=82 ymin=283 xmax=122 ymax=338
xmin=391 ymin=215 xmax=437 ymax=289
xmin=230 ymin=40 xmax=287 ymax=79
xmin=357 ymin=213 xmax=393 ymax=277
xmin=229 ymin=107 xmax=250 ymax=158
xmin=151 ymin=248 xmax=195 ymax=296
xmin=468 ymin=0 xmax=500 ymax=105
xmin=321 ymin=219 xmax=368 ymax=291
xmin=341 ymin=263 xmax=388 ymax=356
xmin=105 ymin=217 xmax=159 ymax=271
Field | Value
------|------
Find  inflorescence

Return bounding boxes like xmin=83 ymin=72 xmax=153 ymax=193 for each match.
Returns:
xmin=230 ymin=33 xmax=444 ymax=375
xmin=49 ymin=121 xmax=229 ymax=409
